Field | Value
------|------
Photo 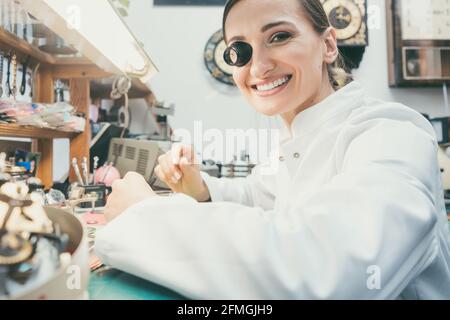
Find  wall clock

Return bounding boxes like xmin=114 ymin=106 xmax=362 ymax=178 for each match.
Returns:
xmin=204 ymin=29 xmax=235 ymax=86
xmin=322 ymin=0 xmax=367 ymax=45
xmin=321 ymin=0 xmax=368 ymax=70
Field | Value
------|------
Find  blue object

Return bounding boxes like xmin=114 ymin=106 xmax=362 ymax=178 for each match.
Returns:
xmin=17 ymin=161 xmax=30 ymax=171
xmin=88 ymin=268 xmax=186 ymax=300
xmin=88 ymin=222 xmax=450 ymax=300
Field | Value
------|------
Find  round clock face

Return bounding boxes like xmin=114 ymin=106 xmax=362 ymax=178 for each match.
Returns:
xmin=323 ymin=0 xmax=362 ymax=40
xmin=204 ymin=29 xmax=235 ymax=86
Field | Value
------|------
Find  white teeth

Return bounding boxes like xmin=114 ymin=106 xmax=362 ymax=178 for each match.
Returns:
xmin=256 ymin=76 xmax=289 ymax=92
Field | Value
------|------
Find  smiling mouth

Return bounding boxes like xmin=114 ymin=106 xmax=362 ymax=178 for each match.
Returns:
xmin=251 ymin=75 xmax=292 ymax=96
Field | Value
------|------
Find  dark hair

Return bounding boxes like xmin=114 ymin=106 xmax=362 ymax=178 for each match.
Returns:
xmin=222 ymin=0 xmax=351 ymax=89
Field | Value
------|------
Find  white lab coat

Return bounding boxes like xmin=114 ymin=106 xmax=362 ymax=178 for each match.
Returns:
xmin=95 ymin=82 xmax=450 ymax=299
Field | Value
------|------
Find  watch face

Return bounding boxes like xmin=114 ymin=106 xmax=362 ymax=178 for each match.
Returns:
xmin=323 ymin=0 xmax=363 ymax=40
xmin=204 ymin=29 xmax=235 ymax=86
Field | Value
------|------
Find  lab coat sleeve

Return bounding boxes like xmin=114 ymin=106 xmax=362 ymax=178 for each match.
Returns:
xmin=200 ymin=165 xmax=277 ymax=210
xmin=95 ymin=119 xmax=441 ymax=299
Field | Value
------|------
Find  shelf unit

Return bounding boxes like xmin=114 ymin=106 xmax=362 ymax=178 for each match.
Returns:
xmin=0 ymin=124 xmax=78 ymax=139
xmin=0 ymin=0 xmax=157 ymax=188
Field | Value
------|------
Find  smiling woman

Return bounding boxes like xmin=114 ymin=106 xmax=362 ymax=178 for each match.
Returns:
xmin=95 ymin=0 xmax=450 ymax=299
xmin=222 ymin=0 xmax=350 ymax=123
xmin=224 ymin=0 xmax=350 ymax=85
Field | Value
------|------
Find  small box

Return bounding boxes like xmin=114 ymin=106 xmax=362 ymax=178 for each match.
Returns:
xmin=430 ymin=117 xmax=449 ymax=144
xmin=80 ymin=184 xmax=108 ymax=208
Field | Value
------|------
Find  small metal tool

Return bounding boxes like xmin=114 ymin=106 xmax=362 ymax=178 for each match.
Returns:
xmin=71 ymin=158 xmax=84 ymax=185
xmin=81 ymin=157 xmax=89 ymax=186
xmin=92 ymin=156 xmax=99 ymax=185
xmin=100 ymin=162 xmax=113 ymax=184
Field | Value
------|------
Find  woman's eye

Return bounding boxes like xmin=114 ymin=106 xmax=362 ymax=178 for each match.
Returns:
xmin=269 ymin=32 xmax=293 ymax=43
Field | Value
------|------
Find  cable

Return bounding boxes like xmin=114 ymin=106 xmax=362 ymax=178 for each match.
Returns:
xmin=110 ymin=74 xmax=132 ymax=138
xmin=444 ymin=82 xmax=449 ymax=116
xmin=0 ymin=50 xmax=4 ymax=98
xmin=20 ymin=56 xmax=30 ymax=96
xmin=110 ymin=74 xmax=131 ymax=100
xmin=30 ymin=62 xmax=40 ymax=99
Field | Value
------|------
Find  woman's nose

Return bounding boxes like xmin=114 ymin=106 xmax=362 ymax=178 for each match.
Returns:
xmin=250 ymin=48 xmax=276 ymax=79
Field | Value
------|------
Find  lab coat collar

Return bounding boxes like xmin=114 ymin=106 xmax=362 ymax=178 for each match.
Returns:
xmin=280 ymin=81 xmax=365 ymax=142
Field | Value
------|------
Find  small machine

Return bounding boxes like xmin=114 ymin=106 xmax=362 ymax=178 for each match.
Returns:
xmin=107 ymin=138 xmax=168 ymax=189
xmin=150 ymin=101 xmax=175 ymax=141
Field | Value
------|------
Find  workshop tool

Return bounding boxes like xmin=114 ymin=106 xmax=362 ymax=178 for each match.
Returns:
xmin=71 ymin=158 xmax=84 ymax=185
xmin=101 ymin=162 xmax=113 ymax=184
xmin=92 ymin=156 xmax=99 ymax=185
xmin=81 ymin=157 xmax=89 ymax=186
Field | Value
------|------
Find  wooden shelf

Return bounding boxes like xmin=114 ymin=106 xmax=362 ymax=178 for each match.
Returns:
xmin=90 ymin=77 xmax=153 ymax=99
xmin=0 ymin=28 xmax=114 ymax=79
xmin=0 ymin=28 xmax=56 ymax=65
xmin=0 ymin=123 xmax=78 ymax=140
xmin=0 ymin=0 xmax=156 ymax=188
xmin=53 ymin=57 xmax=94 ymax=65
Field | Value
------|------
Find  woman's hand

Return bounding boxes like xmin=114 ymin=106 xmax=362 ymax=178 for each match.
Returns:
xmin=104 ymin=171 xmax=156 ymax=222
xmin=154 ymin=144 xmax=211 ymax=202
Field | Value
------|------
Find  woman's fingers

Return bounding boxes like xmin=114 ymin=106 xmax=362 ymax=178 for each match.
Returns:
xmin=173 ymin=143 xmax=196 ymax=165
xmin=154 ymin=144 xmax=200 ymax=192
xmin=154 ymin=165 xmax=178 ymax=190
xmin=180 ymin=144 xmax=196 ymax=164
xmin=179 ymin=156 xmax=198 ymax=179
xmin=171 ymin=143 xmax=183 ymax=165
xmin=157 ymin=153 xmax=182 ymax=184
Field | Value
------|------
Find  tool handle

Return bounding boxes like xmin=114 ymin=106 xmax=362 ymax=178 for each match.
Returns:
xmin=72 ymin=158 xmax=84 ymax=185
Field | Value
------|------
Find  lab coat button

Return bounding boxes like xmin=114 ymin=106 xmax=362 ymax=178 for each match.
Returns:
xmin=293 ymin=152 xmax=300 ymax=159
xmin=279 ymin=156 xmax=285 ymax=161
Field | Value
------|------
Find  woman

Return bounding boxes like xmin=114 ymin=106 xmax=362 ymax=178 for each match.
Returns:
xmin=95 ymin=0 xmax=450 ymax=299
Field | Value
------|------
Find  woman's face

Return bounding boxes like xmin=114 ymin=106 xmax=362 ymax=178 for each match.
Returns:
xmin=225 ymin=0 xmax=337 ymax=118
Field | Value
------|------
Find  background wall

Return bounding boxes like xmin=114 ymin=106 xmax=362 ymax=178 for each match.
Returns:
xmin=53 ymin=0 xmax=450 ymax=180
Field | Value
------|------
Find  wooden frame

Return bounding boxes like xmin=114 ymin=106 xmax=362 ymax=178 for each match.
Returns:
xmin=386 ymin=0 xmax=450 ymax=87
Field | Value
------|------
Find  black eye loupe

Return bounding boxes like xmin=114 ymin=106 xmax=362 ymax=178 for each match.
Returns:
xmin=223 ymin=41 xmax=253 ymax=67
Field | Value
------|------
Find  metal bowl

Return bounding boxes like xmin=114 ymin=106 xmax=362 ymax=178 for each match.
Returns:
xmin=4 ymin=207 xmax=90 ymax=300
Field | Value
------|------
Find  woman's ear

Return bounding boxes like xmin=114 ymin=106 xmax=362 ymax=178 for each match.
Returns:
xmin=323 ymin=27 xmax=339 ymax=64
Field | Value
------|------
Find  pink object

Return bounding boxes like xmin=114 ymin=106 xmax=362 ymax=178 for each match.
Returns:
xmin=81 ymin=212 xmax=107 ymax=226
xmin=94 ymin=165 xmax=121 ymax=187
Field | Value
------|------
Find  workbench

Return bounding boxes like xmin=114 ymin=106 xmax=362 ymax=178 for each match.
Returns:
xmin=87 ymin=219 xmax=450 ymax=300
xmin=88 ymin=267 xmax=185 ymax=300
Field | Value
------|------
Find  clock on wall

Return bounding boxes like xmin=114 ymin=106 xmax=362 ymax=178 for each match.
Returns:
xmin=204 ymin=29 xmax=235 ymax=86
xmin=321 ymin=0 xmax=368 ymax=69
